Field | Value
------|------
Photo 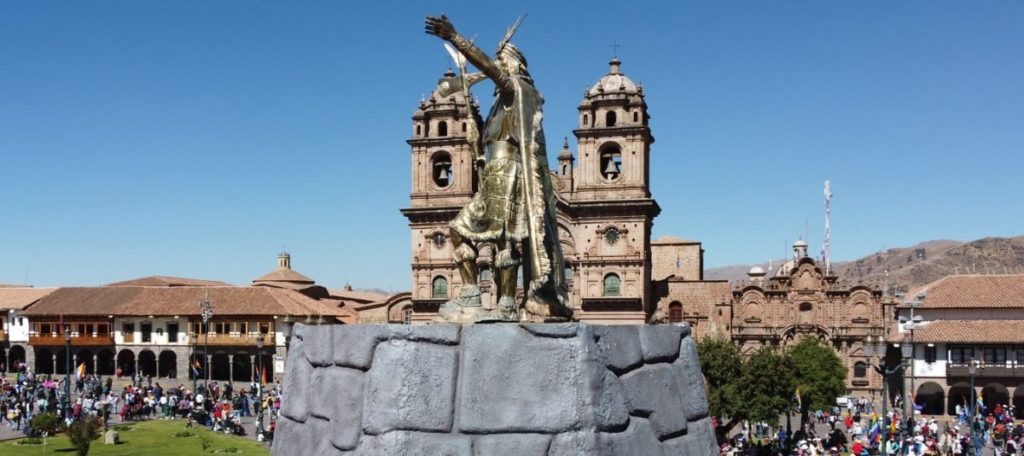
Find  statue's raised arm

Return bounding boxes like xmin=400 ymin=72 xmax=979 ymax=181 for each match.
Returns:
xmin=425 ymin=15 xmax=512 ymax=94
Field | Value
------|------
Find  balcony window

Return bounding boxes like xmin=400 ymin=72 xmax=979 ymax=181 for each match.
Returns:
xmin=259 ymin=322 xmax=271 ymax=335
xmin=238 ymin=322 xmax=248 ymax=334
xmin=983 ymin=347 xmax=1007 ymax=365
xmin=215 ymin=322 xmax=229 ymax=335
xmin=924 ymin=345 xmax=937 ymax=364
xmin=603 ymin=273 xmax=621 ymax=297
xmin=949 ymin=346 xmax=973 ymax=365
xmin=432 ymin=276 xmax=449 ymax=299
xmin=668 ymin=302 xmax=683 ymax=323
xmin=853 ymin=361 xmax=867 ymax=378
xmin=85 ymin=324 xmax=94 ymax=335
xmin=40 ymin=323 xmax=52 ymax=335
xmin=97 ymin=324 xmax=109 ymax=336
xmin=141 ymin=323 xmax=152 ymax=343
xmin=168 ymin=323 xmax=179 ymax=343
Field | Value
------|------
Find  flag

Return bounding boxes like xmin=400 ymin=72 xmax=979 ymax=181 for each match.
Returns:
xmin=794 ymin=387 xmax=802 ymax=412
xmin=976 ymin=391 xmax=986 ymax=414
xmin=192 ymin=359 xmax=201 ymax=378
xmin=76 ymin=362 xmax=86 ymax=379
xmin=868 ymin=414 xmax=881 ymax=447
xmin=261 ymin=367 xmax=267 ymax=385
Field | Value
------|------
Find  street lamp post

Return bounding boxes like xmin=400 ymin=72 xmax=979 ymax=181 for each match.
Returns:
xmin=199 ymin=299 xmax=214 ymax=391
xmin=900 ymin=293 xmax=925 ymax=438
xmin=968 ymin=359 xmax=978 ymax=432
xmin=256 ymin=335 xmax=264 ymax=439
xmin=64 ymin=326 xmax=72 ymax=421
xmin=865 ymin=335 xmax=913 ymax=455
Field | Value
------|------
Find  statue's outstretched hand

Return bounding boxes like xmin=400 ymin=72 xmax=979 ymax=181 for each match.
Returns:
xmin=425 ymin=15 xmax=455 ymax=40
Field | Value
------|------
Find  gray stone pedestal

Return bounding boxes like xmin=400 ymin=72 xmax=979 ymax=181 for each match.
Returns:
xmin=271 ymin=323 xmax=717 ymax=456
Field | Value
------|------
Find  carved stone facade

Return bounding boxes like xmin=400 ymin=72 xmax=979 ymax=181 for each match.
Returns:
xmin=730 ymin=241 xmax=887 ymax=394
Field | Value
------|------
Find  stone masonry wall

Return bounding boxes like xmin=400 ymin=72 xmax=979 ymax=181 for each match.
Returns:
xmin=272 ymin=323 xmax=718 ymax=456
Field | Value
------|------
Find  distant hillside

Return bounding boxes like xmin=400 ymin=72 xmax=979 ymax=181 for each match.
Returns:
xmin=706 ymin=236 xmax=1024 ymax=291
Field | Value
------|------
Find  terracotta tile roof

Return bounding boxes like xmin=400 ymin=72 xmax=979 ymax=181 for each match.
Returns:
xmin=329 ymin=288 xmax=390 ymax=304
xmin=911 ymin=274 xmax=1024 ymax=309
xmin=252 ymin=268 xmax=315 ymax=285
xmin=106 ymin=276 xmax=233 ymax=287
xmin=913 ymin=320 xmax=1024 ymax=344
xmin=0 ymin=287 xmax=57 ymax=311
xmin=21 ymin=286 xmax=355 ymax=322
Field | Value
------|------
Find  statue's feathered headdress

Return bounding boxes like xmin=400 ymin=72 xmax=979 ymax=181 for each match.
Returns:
xmin=495 ymin=14 xmax=526 ymax=55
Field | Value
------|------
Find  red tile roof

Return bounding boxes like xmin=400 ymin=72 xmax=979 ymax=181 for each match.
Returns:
xmin=913 ymin=320 xmax=1024 ymax=344
xmin=21 ymin=286 xmax=355 ymax=322
xmin=911 ymin=274 xmax=1024 ymax=309
xmin=0 ymin=287 xmax=57 ymax=311
xmin=106 ymin=276 xmax=233 ymax=287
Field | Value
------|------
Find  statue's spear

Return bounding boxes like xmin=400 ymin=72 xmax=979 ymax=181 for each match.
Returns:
xmin=443 ymin=42 xmax=483 ymax=166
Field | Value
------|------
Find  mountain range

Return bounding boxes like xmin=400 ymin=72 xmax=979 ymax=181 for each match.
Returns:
xmin=705 ymin=235 xmax=1024 ymax=292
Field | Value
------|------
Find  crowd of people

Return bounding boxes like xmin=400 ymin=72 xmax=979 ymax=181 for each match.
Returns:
xmin=1 ymin=360 xmax=283 ymax=443
xmin=719 ymin=398 xmax=1022 ymax=455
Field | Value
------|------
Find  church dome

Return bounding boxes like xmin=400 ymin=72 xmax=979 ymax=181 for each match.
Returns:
xmin=589 ymin=57 xmax=638 ymax=95
xmin=748 ymin=266 xmax=766 ymax=277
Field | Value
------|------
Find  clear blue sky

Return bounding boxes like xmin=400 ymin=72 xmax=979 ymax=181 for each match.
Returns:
xmin=2 ymin=1 xmax=1022 ymax=290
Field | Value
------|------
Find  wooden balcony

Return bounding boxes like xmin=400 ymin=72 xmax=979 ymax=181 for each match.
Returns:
xmin=0 ymin=329 xmax=6 ymax=342
xmin=947 ymin=364 xmax=1024 ymax=379
xmin=29 ymin=334 xmax=114 ymax=347
xmin=188 ymin=333 xmax=274 ymax=347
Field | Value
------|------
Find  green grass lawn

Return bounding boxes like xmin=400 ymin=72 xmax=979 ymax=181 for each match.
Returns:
xmin=0 ymin=420 xmax=269 ymax=455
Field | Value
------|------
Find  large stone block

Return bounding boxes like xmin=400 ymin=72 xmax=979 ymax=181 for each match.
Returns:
xmin=375 ymin=431 xmax=472 ymax=456
xmin=363 ymin=340 xmax=458 ymax=434
xmin=672 ymin=337 xmax=710 ymax=420
xmin=458 ymin=324 xmax=582 ymax=433
xmin=620 ymin=364 xmax=688 ymax=439
xmin=585 ymin=325 xmax=643 ymax=374
xmin=578 ymin=359 xmax=629 ymax=432
xmin=595 ymin=418 xmax=667 ymax=456
xmin=323 ymin=367 xmax=365 ymax=451
xmin=475 ymin=434 xmax=552 ymax=455
xmin=638 ymin=325 xmax=682 ymax=363
xmin=384 ymin=324 xmax=461 ymax=344
xmin=333 ymin=325 xmax=384 ymax=370
xmin=304 ymin=324 xmax=334 ymax=367
xmin=663 ymin=416 xmax=718 ymax=456
xmin=280 ymin=329 xmax=311 ymax=423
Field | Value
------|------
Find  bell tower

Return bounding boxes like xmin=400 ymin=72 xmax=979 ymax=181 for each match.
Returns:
xmin=401 ymin=69 xmax=483 ymax=322
xmin=561 ymin=57 xmax=661 ymax=323
xmin=572 ymin=57 xmax=653 ymax=201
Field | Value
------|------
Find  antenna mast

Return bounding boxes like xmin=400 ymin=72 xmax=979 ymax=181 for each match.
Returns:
xmin=823 ymin=180 xmax=833 ymax=275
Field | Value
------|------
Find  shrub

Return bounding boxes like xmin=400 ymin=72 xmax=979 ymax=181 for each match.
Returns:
xmin=30 ymin=412 xmax=63 ymax=436
xmin=173 ymin=430 xmax=197 ymax=438
xmin=67 ymin=416 xmax=102 ymax=456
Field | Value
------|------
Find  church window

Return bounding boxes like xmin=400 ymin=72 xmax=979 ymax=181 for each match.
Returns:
xmin=431 ymin=232 xmax=446 ymax=249
xmin=605 ymin=111 xmax=616 ymax=127
xmin=799 ymin=302 xmax=813 ymax=312
xmin=853 ymin=361 xmax=867 ymax=378
xmin=633 ymin=111 xmax=638 ymax=123
xmin=583 ymin=114 xmax=589 ymax=126
xmin=600 ymin=146 xmax=622 ymax=181
xmin=402 ymin=308 xmax=413 ymax=325
xmin=669 ymin=302 xmax=683 ymax=323
xmin=438 ymin=121 xmax=448 ymax=137
xmin=416 ymin=125 xmax=421 ymax=136
xmin=602 ymin=273 xmax=621 ymax=297
xmin=479 ymin=266 xmax=492 ymax=282
xmin=432 ymin=152 xmax=453 ymax=188
xmin=563 ymin=265 xmax=574 ymax=281
xmin=604 ymin=227 xmax=619 ymax=245
xmin=561 ymin=164 xmax=568 ymax=175
xmin=431 ymin=276 xmax=448 ymax=299
xmin=462 ymin=122 xmax=467 ymax=132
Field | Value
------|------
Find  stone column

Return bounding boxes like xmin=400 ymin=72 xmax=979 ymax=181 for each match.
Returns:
xmin=93 ymin=354 xmax=98 ymax=375
xmin=228 ymin=354 xmax=234 ymax=383
xmin=52 ymin=354 xmax=57 ymax=375
xmin=134 ymin=357 xmax=139 ymax=377
xmin=0 ymin=347 xmax=6 ymax=373
xmin=251 ymin=355 xmax=257 ymax=383
xmin=206 ymin=354 xmax=212 ymax=382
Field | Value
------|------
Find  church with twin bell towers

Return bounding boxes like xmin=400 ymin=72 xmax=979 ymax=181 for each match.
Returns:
xmin=401 ymin=57 xmax=728 ymax=329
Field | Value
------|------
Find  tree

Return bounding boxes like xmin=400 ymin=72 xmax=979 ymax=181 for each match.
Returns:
xmin=67 ymin=416 xmax=102 ymax=456
xmin=789 ymin=337 xmax=847 ymax=425
xmin=738 ymin=346 xmax=796 ymax=425
xmin=697 ymin=336 xmax=742 ymax=420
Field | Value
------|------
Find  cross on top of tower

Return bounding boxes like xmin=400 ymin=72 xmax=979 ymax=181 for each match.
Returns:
xmin=609 ymin=40 xmax=621 ymax=58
